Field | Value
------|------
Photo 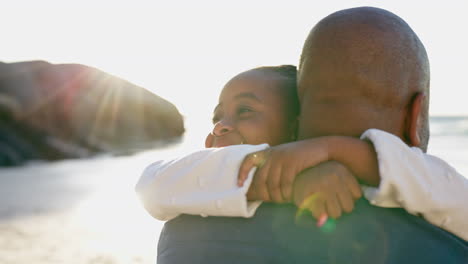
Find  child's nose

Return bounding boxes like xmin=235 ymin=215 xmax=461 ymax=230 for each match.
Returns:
xmin=212 ymin=120 xmax=234 ymax=136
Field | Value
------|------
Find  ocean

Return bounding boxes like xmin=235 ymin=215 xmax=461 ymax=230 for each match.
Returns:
xmin=0 ymin=116 xmax=467 ymax=263
xmin=428 ymin=116 xmax=468 ymax=174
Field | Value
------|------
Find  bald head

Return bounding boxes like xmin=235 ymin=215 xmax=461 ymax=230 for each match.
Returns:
xmin=298 ymin=7 xmax=430 ymax=151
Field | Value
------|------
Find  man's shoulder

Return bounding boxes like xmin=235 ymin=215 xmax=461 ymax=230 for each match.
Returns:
xmin=158 ymin=200 xmax=468 ymax=264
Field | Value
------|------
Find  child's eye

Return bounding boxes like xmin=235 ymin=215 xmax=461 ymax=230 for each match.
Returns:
xmin=237 ymin=107 xmax=253 ymax=117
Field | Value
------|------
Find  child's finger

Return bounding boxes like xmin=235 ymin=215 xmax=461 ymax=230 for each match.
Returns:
xmin=299 ymin=193 xmax=326 ymax=220
xmin=316 ymin=213 xmax=328 ymax=227
xmin=336 ymin=185 xmax=355 ymax=213
xmin=238 ymin=151 xmax=264 ymax=187
xmin=267 ymin=163 xmax=284 ymax=203
xmin=325 ymin=194 xmax=342 ymax=219
xmin=246 ymin=185 xmax=259 ymax=200
xmin=344 ymin=174 xmax=362 ymax=200
xmin=251 ymin=160 xmax=272 ymax=201
xmin=280 ymin=166 xmax=296 ymax=202
xmin=309 ymin=198 xmax=326 ymax=220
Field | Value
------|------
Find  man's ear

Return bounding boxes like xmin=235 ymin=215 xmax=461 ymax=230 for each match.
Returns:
xmin=405 ymin=92 xmax=425 ymax=147
xmin=205 ymin=133 xmax=215 ymax=148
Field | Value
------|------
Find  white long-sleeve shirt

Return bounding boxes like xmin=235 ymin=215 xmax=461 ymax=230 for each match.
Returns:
xmin=360 ymin=129 xmax=468 ymax=241
xmin=135 ymin=129 xmax=468 ymax=241
xmin=135 ymin=144 xmax=268 ymax=221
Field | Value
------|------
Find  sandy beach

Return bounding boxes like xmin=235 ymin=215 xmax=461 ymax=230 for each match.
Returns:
xmin=0 ymin=149 xmax=182 ymax=264
xmin=0 ymin=115 xmax=210 ymax=264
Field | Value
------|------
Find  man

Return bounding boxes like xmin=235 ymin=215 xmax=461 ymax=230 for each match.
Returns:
xmin=157 ymin=7 xmax=467 ymax=263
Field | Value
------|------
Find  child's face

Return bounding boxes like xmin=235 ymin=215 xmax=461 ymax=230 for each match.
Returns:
xmin=206 ymin=70 xmax=294 ymax=148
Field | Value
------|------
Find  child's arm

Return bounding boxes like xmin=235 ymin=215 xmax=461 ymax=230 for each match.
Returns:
xmin=326 ymin=136 xmax=380 ymax=186
xmin=135 ymin=144 xmax=268 ymax=221
xmin=238 ymin=135 xmax=379 ymax=203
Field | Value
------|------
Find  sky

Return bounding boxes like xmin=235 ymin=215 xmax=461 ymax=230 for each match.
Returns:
xmin=1 ymin=0 xmax=467 ymax=133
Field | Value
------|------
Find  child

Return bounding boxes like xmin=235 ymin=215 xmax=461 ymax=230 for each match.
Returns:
xmin=135 ymin=65 xmax=468 ymax=241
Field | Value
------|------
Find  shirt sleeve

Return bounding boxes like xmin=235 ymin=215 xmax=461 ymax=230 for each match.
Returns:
xmin=134 ymin=144 xmax=269 ymax=221
xmin=360 ymin=128 xmax=468 ymax=241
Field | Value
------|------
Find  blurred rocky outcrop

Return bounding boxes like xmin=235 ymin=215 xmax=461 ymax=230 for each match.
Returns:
xmin=0 ymin=60 xmax=184 ymax=166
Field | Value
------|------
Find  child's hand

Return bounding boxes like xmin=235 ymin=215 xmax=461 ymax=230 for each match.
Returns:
xmin=238 ymin=139 xmax=329 ymax=203
xmin=293 ymin=161 xmax=362 ymax=220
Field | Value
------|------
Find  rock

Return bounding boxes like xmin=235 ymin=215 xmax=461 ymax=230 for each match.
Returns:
xmin=0 ymin=60 xmax=184 ymax=166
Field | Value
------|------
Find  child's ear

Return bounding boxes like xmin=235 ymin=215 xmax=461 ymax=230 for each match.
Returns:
xmin=405 ymin=92 xmax=425 ymax=147
xmin=205 ymin=133 xmax=215 ymax=148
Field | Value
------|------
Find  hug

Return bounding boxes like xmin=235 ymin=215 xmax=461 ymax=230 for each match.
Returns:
xmin=136 ymin=6 xmax=468 ymax=264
